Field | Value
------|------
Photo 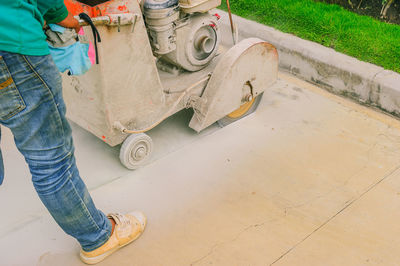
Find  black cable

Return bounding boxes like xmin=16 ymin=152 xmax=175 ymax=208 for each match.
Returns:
xmin=76 ymin=0 xmax=109 ymax=7
xmin=79 ymin=13 xmax=101 ymax=64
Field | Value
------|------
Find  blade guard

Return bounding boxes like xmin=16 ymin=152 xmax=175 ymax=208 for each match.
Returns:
xmin=189 ymin=38 xmax=279 ymax=132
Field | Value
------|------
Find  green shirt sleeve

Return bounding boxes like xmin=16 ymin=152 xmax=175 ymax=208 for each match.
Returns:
xmin=38 ymin=0 xmax=69 ymax=24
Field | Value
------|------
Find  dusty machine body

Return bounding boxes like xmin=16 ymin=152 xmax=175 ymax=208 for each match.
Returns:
xmin=63 ymin=0 xmax=279 ymax=169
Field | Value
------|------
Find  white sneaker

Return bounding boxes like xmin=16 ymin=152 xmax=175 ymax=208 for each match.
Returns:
xmin=80 ymin=212 xmax=147 ymax=265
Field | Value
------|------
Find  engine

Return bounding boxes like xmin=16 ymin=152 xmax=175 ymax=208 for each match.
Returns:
xmin=143 ymin=0 xmax=221 ymax=72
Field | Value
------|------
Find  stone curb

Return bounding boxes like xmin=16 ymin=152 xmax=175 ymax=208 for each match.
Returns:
xmin=217 ymin=10 xmax=400 ymax=117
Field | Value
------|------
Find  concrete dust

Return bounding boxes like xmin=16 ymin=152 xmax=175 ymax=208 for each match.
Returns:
xmin=1 ymin=73 xmax=400 ymax=265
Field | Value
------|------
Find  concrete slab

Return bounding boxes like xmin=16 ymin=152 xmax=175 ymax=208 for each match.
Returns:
xmin=274 ymin=167 xmax=400 ymax=266
xmin=0 ymin=106 xmax=219 ymax=239
xmin=1 ymin=73 xmax=400 ymax=265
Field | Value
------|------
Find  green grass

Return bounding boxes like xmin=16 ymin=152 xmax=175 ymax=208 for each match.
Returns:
xmin=220 ymin=0 xmax=400 ymax=73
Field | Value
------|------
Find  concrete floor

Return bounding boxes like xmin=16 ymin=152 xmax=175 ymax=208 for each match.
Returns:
xmin=1 ymin=73 xmax=400 ymax=265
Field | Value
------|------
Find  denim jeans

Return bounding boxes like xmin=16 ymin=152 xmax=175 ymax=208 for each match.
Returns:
xmin=0 ymin=51 xmax=111 ymax=252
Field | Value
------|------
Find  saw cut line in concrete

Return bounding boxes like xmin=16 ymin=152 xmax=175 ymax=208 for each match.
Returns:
xmin=270 ymin=165 xmax=400 ymax=265
xmin=2 ymin=72 xmax=400 ymax=265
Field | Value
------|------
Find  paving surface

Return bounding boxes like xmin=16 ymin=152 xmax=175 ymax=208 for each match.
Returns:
xmin=1 ymin=73 xmax=400 ymax=265
xmin=219 ymin=11 xmax=400 ymax=119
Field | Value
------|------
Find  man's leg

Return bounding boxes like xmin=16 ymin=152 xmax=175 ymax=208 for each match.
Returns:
xmin=0 ymin=51 xmax=111 ymax=252
xmin=0 ymin=127 xmax=4 ymax=185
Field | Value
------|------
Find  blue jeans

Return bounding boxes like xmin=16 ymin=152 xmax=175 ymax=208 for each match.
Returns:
xmin=0 ymin=51 xmax=111 ymax=252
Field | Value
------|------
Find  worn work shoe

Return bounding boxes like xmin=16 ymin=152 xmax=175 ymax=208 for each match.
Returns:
xmin=80 ymin=212 xmax=147 ymax=265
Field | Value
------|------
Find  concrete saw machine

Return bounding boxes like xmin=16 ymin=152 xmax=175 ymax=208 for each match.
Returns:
xmin=63 ymin=0 xmax=279 ymax=169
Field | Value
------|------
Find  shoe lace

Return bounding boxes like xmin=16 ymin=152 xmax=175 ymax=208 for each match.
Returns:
xmin=109 ymin=213 xmax=131 ymax=227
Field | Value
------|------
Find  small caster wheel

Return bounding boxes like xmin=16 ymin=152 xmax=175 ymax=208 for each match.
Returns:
xmin=120 ymin=133 xmax=153 ymax=170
